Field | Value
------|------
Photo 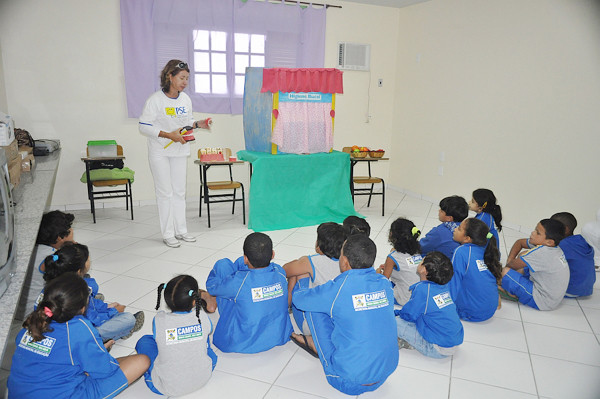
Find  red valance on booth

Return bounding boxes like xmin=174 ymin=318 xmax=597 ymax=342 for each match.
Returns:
xmin=261 ymin=68 xmax=344 ymax=94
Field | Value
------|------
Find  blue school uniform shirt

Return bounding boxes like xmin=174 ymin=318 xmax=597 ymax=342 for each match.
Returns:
xmin=475 ymin=212 xmax=500 ymax=247
xmin=420 ymin=222 xmax=460 ymax=260
xmin=293 ymin=268 xmax=398 ymax=385
xmin=449 ymin=244 xmax=498 ymax=321
xmin=559 ymin=235 xmax=596 ymax=297
xmin=206 ymin=256 xmax=292 ymax=353
xmin=399 ymin=280 xmax=464 ymax=348
xmin=8 ymin=315 xmax=127 ymax=399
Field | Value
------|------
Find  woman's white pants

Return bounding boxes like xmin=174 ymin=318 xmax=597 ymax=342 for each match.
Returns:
xmin=148 ymin=154 xmax=188 ymax=239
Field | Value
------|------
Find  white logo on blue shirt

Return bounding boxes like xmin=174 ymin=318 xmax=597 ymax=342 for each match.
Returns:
xmin=432 ymin=292 xmax=453 ymax=309
xmin=251 ymin=283 xmax=283 ymax=302
xmin=19 ymin=332 xmax=56 ymax=357
xmin=476 ymin=259 xmax=488 ymax=271
xmin=352 ymin=290 xmax=389 ymax=311
xmin=165 ymin=324 xmax=203 ymax=345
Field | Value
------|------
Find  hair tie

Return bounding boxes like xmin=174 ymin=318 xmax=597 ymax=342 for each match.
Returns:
xmin=163 ymin=283 xmax=167 ymax=289
xmin=411 ymin=227 xmax=420 ymax=237
xmin=52 ymin=254 xmax=58 ymax=261
xmin=486 ymin=232 xmax=493 ymax=240
xmin=43 ymin=307 xmax=53 ymax=318
xmin=482 ymin=201 xmax=488 ymax=209
xmin=188 ymin=290 xmax=194 ymax=297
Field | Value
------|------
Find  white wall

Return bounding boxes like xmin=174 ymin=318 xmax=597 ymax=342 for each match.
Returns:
xmin=0 ymin=0 xmax=398 ymax=210
xmin=392 ymin=0 xmax=600 ymax=231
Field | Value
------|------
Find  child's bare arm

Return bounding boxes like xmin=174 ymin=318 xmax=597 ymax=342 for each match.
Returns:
xmin=505 ymin=256 xmax=527 ymax=271
xmin=507 ymin=238 xmax=528 ymax=262
xmin=378 ymin=257 xmax=395 ymax=279
xmin=283 ymin=256 xmax=312 ymax=279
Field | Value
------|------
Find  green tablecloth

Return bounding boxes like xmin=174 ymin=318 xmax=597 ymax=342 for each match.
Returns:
xmin=238 ymin=150 xmax=360 ymax=231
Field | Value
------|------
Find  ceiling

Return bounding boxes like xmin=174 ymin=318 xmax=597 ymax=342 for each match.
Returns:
xmin=338 ymin=0 xmax=431 ymax=8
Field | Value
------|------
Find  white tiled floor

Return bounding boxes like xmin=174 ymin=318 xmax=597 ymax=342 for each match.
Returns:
xmin=59 ymin=191 xmax=600 ymax=398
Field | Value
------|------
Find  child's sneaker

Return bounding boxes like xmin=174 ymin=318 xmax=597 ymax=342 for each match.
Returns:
xmin=397 ymin=338 xmax=414 ymax=350
xmin=121 ymin=311 xmax=145 ymax=340
xmin=95 ymin=293 xmax=105 ymax=301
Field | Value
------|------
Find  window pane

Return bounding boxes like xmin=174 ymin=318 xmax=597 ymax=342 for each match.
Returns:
xmin=235 ymin=54 xmax=249 ymax=74
xmin=251 ymin=34 xmax=265 ymax=54
xmin=212 ymin=74 xmax=228 ymax=94
xmin=235 ymin=75 xmax=245 ymax=96
xmin=193 ymin=30 xmax=209 ymax=50
xmin=211 ymin=31 xmax=227 ymax=51
xmin=211 ymin=53 xmax=226 ymax=73
xmin=235 ymin=33 xmax=249 ymax=53
xmin=195 ymin=74 xmax=210 ymax=94
xmin=194 ymin=52 xmax=210 ymax=72
xmin=250 ymin=55 xmax=265 ymax=67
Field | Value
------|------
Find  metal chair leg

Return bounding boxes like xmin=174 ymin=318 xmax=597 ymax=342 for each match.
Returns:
xmin=231 ymin=188 xmax=236 ymax=214
xmin=241 ymin=183 xmax=246 ymax=225
xmin=381 ymin=179 xmax=385 ymax=216
xmin=367 ymin=183 xmax=374 ymax=207
xmin=129 ymin=181 xmax=134 ymax=220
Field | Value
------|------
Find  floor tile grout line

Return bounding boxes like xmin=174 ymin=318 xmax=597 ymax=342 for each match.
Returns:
xmin=450 ymin=376 xmax=541 ymax=397
xmin=519 ymin=302 xmax=541 ymax=398
xmin=576 ymin=297 xmax=600 ymax=344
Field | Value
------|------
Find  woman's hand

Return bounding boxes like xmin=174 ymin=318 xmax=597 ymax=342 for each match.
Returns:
xmin=158 ymin=129 xmax=186 ymax=144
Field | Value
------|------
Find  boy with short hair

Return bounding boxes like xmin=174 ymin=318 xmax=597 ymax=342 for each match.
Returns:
xmin=551 ymin=212 xmax=595 ymax=297
xmin=396 ymin=251 xmax=464 ymax=358
xmin=500 ymin=219 xmax=569 ymax=310
xmin=206 ymin=232 xmax=292 ymax=353
xmin=342 ymin=215 xmax=371 ymax=237
xmin=283 ymin=222 xmax=347 ymax=334
xmin=291 ymin=235 xmax=398 ymax=396
xmin=420 ymin=196 xmax=469 ymax=259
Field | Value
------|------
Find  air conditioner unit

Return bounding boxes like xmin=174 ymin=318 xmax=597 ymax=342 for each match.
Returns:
xmin=337 ymin=42 xmax=370 ymax=71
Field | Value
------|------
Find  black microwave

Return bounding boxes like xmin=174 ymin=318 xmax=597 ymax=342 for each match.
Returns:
xmin=0 ymin=148 xmax=16 ymax=298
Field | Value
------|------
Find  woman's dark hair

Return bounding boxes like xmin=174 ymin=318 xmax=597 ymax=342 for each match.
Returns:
xmin=342 ymin=234 xmax=377 ymax=269
xmin=472 ymin=188 xmax=503 ymax=231
xmin=439 ymin=196 xmax=468 ymax=222
xmin=160 ymin=59 xmax=190 ymax=93
xmin=24 ymin=273 xmax=88 ymax=342
xmin=156 ymin=275 xmax=203 ymax=325
xmin=343 ymin=216 xmax=371 ymax=237
xmin=316 ymin=222 xmax=347 ymax=259
xmin=422 ymin=251 xmax=454 ymax=285
xmin=539 ymin=219 xmax=566 ymax=246
xmin=43 ymin=242 xmax=89 ymax=282
xmin=36 ymin=210 xmax=75 ymax=246
xmin=243 ymin=232 xmax=273 ymax=268
xmin=463 ymin=218 xmax=502 ymax=281
xmin=388 ymin=218 xmax=421 ymax=255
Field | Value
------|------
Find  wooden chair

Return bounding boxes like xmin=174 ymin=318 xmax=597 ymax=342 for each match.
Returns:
xmin=343 ymin=146 xmax=385 ymax=216
xmin=84 ymin=145 xmax=133 ymax=223
xmin=198 ymin=148 xmax=245 ymax=228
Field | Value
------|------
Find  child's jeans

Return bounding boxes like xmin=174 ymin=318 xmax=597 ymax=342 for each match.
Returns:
xmin=396 ymin=317 xmax=456 ymax=359
xmin=96 ymin=312 xmax=136 ymax=341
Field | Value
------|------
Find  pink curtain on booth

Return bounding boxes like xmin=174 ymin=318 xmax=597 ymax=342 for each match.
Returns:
xmin=261 ymin=68 xmax=344 ymax=94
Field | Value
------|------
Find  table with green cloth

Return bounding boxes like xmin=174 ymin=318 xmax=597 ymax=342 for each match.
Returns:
xmin=237 ymin=150 xmax=360 ymax=231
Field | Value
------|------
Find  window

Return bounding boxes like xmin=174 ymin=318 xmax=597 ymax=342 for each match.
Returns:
xmin=192 ymin=30 xmax=265 ymax=97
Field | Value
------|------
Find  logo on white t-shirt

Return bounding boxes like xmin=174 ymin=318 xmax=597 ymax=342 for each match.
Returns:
xmin=476 ymin=259 xmax=488 ymax=271
xmin=19 ymin=331 xmax=56 ymax=357
xmin=406 ymin=255 xmax=423 ymax=266
xmin=352 ymin=290 xmax=389 ymax=311
xmin=432 ymin=292 xmax=453 ymax=309
xmin=165 ymin=324 xmax=203 ymax=345
xmin=251 ymin=283 xmax=284 ymax=302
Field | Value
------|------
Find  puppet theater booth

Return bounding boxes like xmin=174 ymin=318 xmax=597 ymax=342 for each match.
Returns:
xmin=238 ymin=67 xmax=359 ymax=231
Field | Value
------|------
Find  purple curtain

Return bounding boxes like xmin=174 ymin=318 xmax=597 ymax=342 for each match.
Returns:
xmin=120 ymin=0 xmax=326 ymax=117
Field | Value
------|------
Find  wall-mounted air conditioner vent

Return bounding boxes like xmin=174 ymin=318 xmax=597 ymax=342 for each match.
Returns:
xmin=337 ymin=42 xmax=370 ymax=71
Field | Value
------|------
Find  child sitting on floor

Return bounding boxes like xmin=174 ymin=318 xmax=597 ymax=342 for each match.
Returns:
xmin=469 ymin=188 xmax=503 ymax=250
xmin=292 ymin=235 xmax=398 ymax=396
xmin=8 ymin=273 xmax=149 ymax=398
xmin=449 ymin=218 xmax=502 ymax=321
xmin=40 ymin=243 xmax=144 ymax=344
xmin=420 ymin=196 xmax=469 ymax=260
xmin=135 ymin=275 xmax=217 ymax=397
xmin=206 ymin=232 xmax=292 ymax=353
xmin=551 ymin=212 xmax=595 ymax=297
xmin=18 ymin=210 xmax=75 ymax=319
xmin=500 ymin=219 xmax=569 ymax=310
xmin=284 ymin=222 xmax=347 ymax=334
xmin=396 ymin=251 xmax=464 ymax=358
xmin=343 ymin=215 xmax=371 ymax=237
xmin=378 ymin=217 xmax=423 ymax=306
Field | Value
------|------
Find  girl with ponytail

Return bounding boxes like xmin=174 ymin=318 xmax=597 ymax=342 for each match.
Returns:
xmin=378 ymin=217 xmax=423 ymax=305
xmin=8 ymin=273 xmax=149 ymax=398
xmin=470 ymin=188 xmax=503 ymax=253
xmin=449 ymin=218 xmax=503 ymax=321
xmin=135 ymin=275 xmax=217 ymax=396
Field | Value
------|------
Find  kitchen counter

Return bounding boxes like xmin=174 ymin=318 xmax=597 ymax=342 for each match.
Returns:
xmin=0 ymin=150 xmax=60 ymax=361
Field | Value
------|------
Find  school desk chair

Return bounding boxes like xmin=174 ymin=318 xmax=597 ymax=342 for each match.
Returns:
xmin=342 ymin=146 xmax=385 ymax=216
xmin=195 ymin=148 xmax=245 ymax=228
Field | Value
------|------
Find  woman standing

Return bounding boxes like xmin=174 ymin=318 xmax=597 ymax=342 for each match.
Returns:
xmin=139 ymin=60 xmax=211 ymax=248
